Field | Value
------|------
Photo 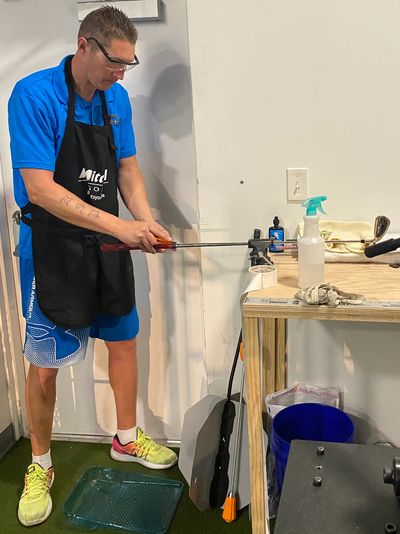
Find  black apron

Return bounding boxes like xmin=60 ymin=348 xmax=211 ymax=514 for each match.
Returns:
xmin=21 ymin=57 xmax=135 ymax=329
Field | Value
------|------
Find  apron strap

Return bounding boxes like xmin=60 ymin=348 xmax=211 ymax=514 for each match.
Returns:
xmin=20 ymin=204 xmax=90 ymax=239
xmin=20 ymin=203 xmax=34 ymax=227
xmin=20 ymin=214 xmax=89 ymax=243
xmin=99 ymin=91 xmax=117 ymax=151
xmin=64 ymin=57 xmax=76 ymax=125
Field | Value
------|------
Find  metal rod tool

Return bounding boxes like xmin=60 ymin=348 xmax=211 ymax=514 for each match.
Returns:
xmin=100 ymin=239 xmax=270 ymax=252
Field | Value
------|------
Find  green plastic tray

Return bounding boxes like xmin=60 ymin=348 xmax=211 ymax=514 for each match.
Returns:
xmin=63 ymin=467 xmax=183 ymax=533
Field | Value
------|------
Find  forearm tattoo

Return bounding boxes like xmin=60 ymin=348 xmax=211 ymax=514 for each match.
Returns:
xmin=75 ymin=202 xmax=86 ymax=215
xmin=60 ymin=195 xmax=73 ymax=206
xmin=59 ymin=196 xmax=100 ymax=220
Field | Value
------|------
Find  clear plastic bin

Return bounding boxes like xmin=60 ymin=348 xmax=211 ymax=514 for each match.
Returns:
xmin=266 ymin=382 xmax=341 ymax=418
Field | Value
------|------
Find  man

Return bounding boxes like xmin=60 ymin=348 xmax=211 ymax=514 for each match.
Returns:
xmin=8 ymin=6 xmax=177 ymax=527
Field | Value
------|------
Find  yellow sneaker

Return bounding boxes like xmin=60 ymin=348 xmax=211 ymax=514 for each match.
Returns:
xmin=110 ymin=427 xmax=178 ymax=469
xmin=18 ymin=463 xmax=54 ymax=527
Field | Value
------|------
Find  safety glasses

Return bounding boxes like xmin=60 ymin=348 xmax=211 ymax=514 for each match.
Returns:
xmin=86 ymin=36 xmax=139 ymax=71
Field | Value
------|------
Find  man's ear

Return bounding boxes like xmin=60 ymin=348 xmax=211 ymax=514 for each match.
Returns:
xmin=77 ymin=36 xmax=89 ymax=55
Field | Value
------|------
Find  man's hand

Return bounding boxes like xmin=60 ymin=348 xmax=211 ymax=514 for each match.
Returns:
xmin=116 ymin=219 xmax=172 ymax=254
xmin=147 ymin=220 xmax=171 ymax=242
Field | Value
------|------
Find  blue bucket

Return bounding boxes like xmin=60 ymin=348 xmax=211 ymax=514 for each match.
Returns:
xmin=270 ymin=403 xmax=353 ymax=493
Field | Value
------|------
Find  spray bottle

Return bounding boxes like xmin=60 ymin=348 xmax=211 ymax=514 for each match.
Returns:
xmin=298 ymin=195 xmax=327 ymax=288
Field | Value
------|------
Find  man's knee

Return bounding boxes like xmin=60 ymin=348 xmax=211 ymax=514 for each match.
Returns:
xmin=106 ymin=338 xmax=137 ymax=358
xmin=28 ymin=364 xmax=59 ymax=386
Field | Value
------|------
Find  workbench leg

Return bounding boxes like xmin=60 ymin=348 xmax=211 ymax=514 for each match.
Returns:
xmin=263 ymin=319 xmax=275 ymax=395
xmin=243 ymin=316 xmax=268 ymax=534
xmin=275 ymin=318 xmax=286 ymax=391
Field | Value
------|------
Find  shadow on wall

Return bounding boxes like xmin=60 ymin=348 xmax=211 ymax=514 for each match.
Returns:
xmin=131 ymin=58 xmax=196 ymax=229
xmin=129 ymin=57 xmax=199 ymax=438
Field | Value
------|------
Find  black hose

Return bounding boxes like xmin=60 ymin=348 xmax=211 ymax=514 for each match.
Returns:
xmin=209 ymin=229 xmax=259 ymax=508
xmin=226 ymin=330 xmax=242 ymax=401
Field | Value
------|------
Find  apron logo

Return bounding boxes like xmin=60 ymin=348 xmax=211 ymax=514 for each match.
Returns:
xmin=78 ymin=167 xmax=109 ymax=201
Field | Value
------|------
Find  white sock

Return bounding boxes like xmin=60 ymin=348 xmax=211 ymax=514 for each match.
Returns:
xmin=32 ymin=450 xmax=52 ymax=470
xmin=117 ymin=426 xmax=138 ymax=445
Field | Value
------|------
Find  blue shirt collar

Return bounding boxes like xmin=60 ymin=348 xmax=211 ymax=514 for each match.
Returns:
xmin=53 ymin=55 xmax=115 ymax=106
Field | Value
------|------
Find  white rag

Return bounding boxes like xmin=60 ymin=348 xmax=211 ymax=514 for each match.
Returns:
xmin=295 ymin=284 xmax=365 ymax=307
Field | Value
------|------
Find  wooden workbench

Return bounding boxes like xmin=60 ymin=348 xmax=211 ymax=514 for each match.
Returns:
xmin=241 ymin=256 xmax=400 ymax=534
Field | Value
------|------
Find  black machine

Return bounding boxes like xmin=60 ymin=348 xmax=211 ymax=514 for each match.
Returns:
xmin=274 ymin=440 xmax=400 ymax=534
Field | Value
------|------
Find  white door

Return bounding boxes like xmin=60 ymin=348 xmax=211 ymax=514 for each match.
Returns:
xmin=0 ymin=157 xmax=26 ymax=452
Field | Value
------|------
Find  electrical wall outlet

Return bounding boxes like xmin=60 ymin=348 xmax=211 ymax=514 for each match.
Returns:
xmin=286 ymin=168 xmax=309 ymax=202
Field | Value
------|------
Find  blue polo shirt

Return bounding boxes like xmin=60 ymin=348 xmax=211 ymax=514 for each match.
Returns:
xmin=8 ymin=55 xmax=136 ymax=259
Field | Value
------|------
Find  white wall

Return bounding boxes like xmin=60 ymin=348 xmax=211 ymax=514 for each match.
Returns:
xmin=0 ymin=0 xmax=203 ymax=442
xmin=187 ymin=0 xmax=400 ymax=444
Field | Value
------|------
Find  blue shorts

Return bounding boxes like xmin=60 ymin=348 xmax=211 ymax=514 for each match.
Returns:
xmin=20 ymin=258 xmax=139 ymax=368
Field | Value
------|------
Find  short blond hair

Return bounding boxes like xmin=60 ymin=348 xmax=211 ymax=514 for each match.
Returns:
xmin=78 ymin=5 xmax=138 ymax=48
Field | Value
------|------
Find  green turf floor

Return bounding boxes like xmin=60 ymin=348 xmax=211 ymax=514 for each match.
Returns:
xmin=1 ymin=438 xmax=260 ymax=533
